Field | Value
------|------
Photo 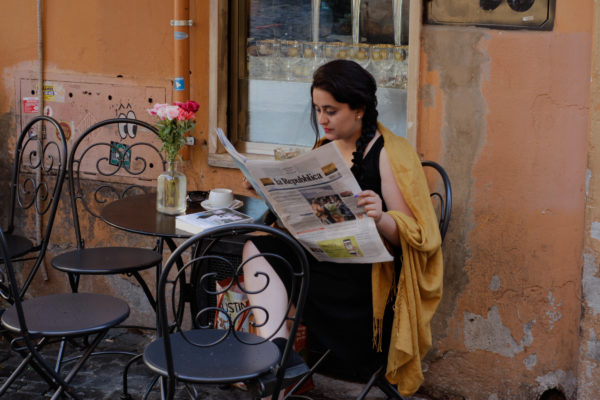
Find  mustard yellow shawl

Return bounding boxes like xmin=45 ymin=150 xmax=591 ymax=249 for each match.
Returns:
xmin=373 ymin=123 xmax=443 ymax=396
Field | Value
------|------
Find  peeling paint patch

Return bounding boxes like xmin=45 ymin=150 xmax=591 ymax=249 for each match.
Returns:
xmin=108 ymin=274 xmax=152 ymax=313
xmin=545 ymin=291 xmax=562 ymax=331
xmin=463 ymin=306 xmax=535 ymax=357
xmin=523 ymin=353 xmax=537 ymax=370
xmin=488 ymin=394 xmax=498 ymax=400
xmin=591 ymin=222 xmax=600 ymax=241
xmin=535 ymin=369 xmax=576 ymax=399
xmin=489 ymin=275 xmax=501 ymax=291
xmin=586 ymin=168 xmax=591 ymax=198
xmin=583 ymin=253 xmax=600 ymax=316
xmin=587 ymin=328 xmax=600 ymax=362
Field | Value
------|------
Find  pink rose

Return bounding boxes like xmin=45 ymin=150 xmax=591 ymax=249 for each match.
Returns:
xmin=147 ymin=103 xmax=168 ymax=117
xmin=186 ymin=100 xmax=200 ymax=113
xmin=175 ymin=100 xmax=200 ymax=113
xmin=160 ymin=105 xmax=180 ymax=120
xmin=177 ymin=109 xmax=193 ymax=121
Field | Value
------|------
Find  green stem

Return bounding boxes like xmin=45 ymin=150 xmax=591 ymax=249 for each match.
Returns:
xmin=164 ymin=162 xmax=179 ymax=208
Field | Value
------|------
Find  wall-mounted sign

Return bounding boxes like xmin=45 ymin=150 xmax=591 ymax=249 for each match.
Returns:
xmin=174 ymin=31 xmax=188 ymax=40
xmin=174 ymin=77 xmax=185 ymax=91
xmin=23 ymin=97 xmax=39 ymax=114
xmin=425 ymin=0 xmax=555 ymax=30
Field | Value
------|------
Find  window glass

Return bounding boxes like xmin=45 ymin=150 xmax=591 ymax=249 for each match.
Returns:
xmin=239 ymin=0 xmax=409 ymax=151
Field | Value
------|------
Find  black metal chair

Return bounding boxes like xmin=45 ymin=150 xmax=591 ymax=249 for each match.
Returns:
xmin=421 ymin=160 xmax=452 ymax=242
xmin=287 ymin=160 xmax=452 ymax=400
xmin=133 ymin=223 xmax=310 ymax=400
xmin=0 ymin=225 xmax=131 ymax=399
xmin=51 ymin=118 xmax=163 ymax=310
xmin=1 ymin=116 xmax=67 ymax=301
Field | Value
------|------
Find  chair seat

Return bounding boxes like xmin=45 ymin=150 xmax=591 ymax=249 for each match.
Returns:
xmin=51 ymin=247 xmax=161 ymax=275
xmin=144 ymin=329 xmax=280 ymax=384
xmin=1 ymin=233 xmax=34 ymax=260
xmin=1 ymin=293 xmax=130 ymax=336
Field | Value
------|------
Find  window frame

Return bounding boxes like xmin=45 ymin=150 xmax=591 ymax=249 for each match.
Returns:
xmin=207 ymin=0 xmax=422 ymax=168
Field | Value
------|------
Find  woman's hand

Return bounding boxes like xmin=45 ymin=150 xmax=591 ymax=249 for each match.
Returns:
xmin=355 ymin=190 xmax=383 ymax=222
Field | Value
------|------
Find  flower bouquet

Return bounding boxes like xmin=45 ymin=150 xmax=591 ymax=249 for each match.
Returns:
xmin=147 ymin=100 xmax=199 ymax=215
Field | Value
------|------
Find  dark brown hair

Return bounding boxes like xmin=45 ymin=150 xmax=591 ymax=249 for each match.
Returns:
xmin=310 ymin=59 xmax=378 ymax=179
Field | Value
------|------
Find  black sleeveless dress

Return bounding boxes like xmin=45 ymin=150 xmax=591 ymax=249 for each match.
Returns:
xmin=251 ymin=136 xmax=398 ymax=374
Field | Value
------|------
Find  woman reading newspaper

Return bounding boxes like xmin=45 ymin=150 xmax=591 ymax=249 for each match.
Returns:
xmin=242 ymin=59 xmax=443 ymax=397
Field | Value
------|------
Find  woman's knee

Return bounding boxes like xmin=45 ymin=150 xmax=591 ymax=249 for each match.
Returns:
xmin=243 ymin=239 xmax=259 ymax=259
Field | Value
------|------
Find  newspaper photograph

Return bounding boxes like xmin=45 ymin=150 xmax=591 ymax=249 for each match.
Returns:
xmin=215 ymin=128 xmax=393 ymax=264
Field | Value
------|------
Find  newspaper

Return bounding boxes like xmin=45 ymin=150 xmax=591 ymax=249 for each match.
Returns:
xmin=216 ymin=128 xmax=393 ymax=264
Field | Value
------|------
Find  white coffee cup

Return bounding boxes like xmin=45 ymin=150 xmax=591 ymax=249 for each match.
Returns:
xmin=208 ymin=188 xmax=234 ymax=208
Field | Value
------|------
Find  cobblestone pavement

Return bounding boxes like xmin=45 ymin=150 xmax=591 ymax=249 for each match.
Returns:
xmin=0 ymin=328 xmax=433 ymax=400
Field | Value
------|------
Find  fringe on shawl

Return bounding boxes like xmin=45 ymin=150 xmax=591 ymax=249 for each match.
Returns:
xmin=372 ymin=261 xmax=397 ymax=352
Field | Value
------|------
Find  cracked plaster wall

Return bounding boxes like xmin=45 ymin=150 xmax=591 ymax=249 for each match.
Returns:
xmin=578 ymin=3 xmax=600 ymax=399
xmin=417 ymin=2 xmax=593 ymax=399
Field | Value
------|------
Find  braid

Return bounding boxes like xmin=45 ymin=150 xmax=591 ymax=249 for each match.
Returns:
xmin=350 ymin=105 xmax=378 ymax=180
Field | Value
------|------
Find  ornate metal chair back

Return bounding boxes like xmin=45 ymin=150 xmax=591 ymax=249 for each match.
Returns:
xmin=4 ymin=116 xmax=67 ymax=299
xmin=152 ymin=223 xmax=309 ymax=399
xmin=67 ymin=118 xmax=164 ymax=248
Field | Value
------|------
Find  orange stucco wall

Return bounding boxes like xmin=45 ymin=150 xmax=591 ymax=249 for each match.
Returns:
xmin=578 ymin=2 xmax=600 ymax=400
xmin=1 ymin=1 xmax=600 ymax=399
xmin=418 ymin=1 xmax=595 ymax=399
xmin=0 ymin=0 xmax=246 ymax=325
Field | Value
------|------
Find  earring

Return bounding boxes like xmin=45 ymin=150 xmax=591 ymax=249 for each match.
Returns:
xmin=356 ymin=115 xmax=362 ymax=120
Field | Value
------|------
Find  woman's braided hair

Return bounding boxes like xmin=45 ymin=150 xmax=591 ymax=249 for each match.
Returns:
xmin=310 ymin=59 xmax=378 ymax=180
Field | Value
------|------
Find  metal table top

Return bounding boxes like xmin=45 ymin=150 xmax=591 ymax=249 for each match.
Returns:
xmin=100 ymin=192 xmax=270 ymax=239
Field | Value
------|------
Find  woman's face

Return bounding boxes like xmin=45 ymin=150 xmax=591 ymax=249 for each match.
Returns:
xmin=312 ymin=88 xmax=363 ymax=143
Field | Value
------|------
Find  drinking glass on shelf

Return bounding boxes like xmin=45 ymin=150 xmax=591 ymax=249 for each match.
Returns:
xmin=298 ymin=42 xmax=323 ymax=80
xmin=280 ymin=40 xmax=303 ymax=81
xmin=370 ymin=44 xmax=394 ymax=87
xmin=350 ymin=43 xmax=371 ymax=69
xmin=392 ymin=45 xmax=408 ymax=89
xmin=253 ymin=39 xmax=280 ymax=79
xmin=324 ymin=42 xmax=350 ymax=61
xmin=312 ymin=42 xmax=328 ymax=69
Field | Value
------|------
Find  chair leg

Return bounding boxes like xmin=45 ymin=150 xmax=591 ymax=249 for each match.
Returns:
xmin=55 ymin=336 xmax=67 ymax=373
xmin=142 ymin=375 xmax=161 ymax=400
xmin=356 ymin=365 xmax=406 ymax=400
xmin=131 ymin=271 xmax=157 ymax=311
xmin=0 ymin=352 xmax=35 ymax=395
xmin=39 ymin=330 xmax=108 ymax=400
xmin=356 ymin=365 xmax=384 ymax=400
xmin=375 ymin=372 xmax=406 ymax=400
xmin=0 ymin=336 xmax=59 ymax=395
xmin=121 ymin=353 xmax=144 ymax=400
xmin=284 ymin=349 xmax=331 ymax=400
xmin=25 ymin=344 xmax=83 ymax=400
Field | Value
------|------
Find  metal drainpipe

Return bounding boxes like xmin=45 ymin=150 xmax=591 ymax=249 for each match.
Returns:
xmin=36 ymin=0 xmax=49 ymax=281
xmin=312 ymin=0 xmax=321 ymax=42
xmin=172 ymin=0 xmax=192 ymax=161
xmin=393 ymin=0 xmax=403 ymax=46
xmin=351 ymin=0 xmax=361 ymax=44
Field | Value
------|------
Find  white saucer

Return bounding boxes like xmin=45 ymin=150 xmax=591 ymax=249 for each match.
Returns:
xmin=201 ymin=199 xmax=243 ymax=211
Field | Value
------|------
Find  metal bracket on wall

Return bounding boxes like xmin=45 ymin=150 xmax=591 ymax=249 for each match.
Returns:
xmin=170 ymin=19 xmax=194 ymax=27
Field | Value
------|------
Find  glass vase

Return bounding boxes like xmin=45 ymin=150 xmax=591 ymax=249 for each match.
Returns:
xmin=156 ymin=161 xmax=187 ymax=215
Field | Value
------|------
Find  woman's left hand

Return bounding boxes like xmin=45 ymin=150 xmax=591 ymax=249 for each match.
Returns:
xmin=356 ymin=190 xmax=383 ymax=222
